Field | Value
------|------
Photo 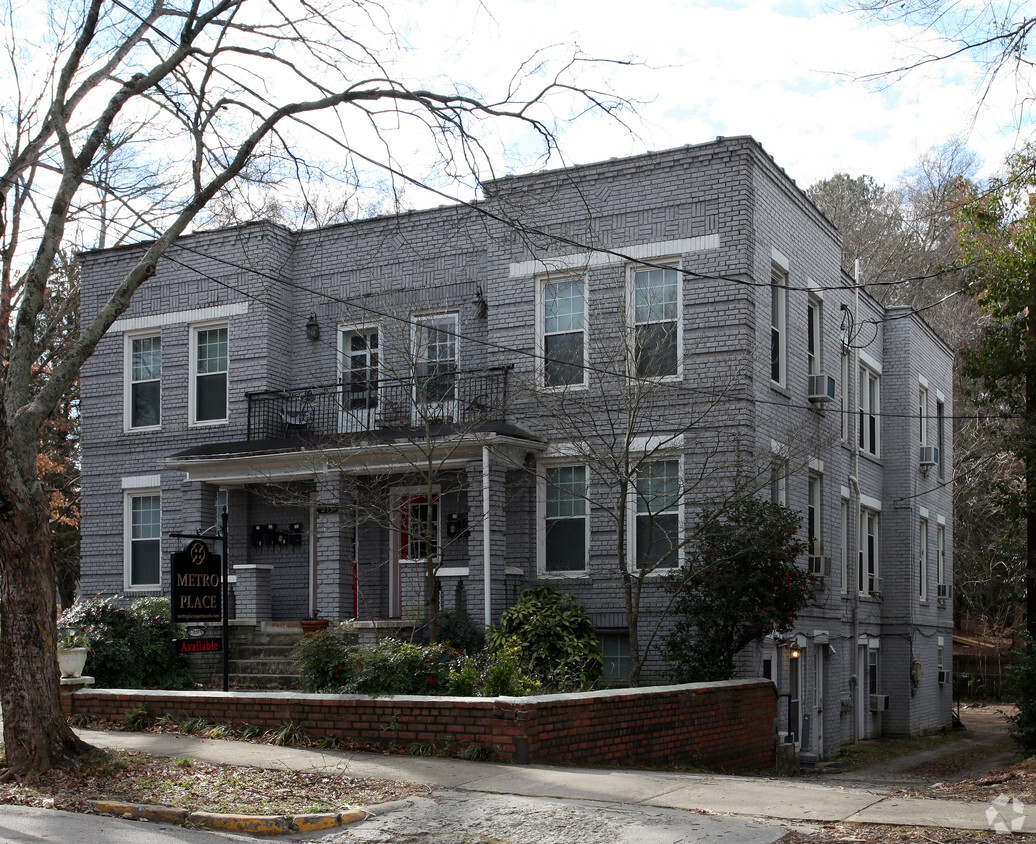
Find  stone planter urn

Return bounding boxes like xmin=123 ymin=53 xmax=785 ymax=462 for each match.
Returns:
xmin=57 ymin=647 xmax=89 ymax=679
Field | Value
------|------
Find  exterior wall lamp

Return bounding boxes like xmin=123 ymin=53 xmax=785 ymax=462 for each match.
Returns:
xmin=305 ymin=312 xmax=320 ymax=341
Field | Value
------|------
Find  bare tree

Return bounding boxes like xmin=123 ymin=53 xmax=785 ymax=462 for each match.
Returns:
xmin=0 ymin=0 xmax=629 ymax=774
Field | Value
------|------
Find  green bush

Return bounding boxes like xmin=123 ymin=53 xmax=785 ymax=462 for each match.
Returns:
xmin=434 ymin=608 xmax=484 ymax=654
xmin=486 ymin=586 xmax=601 ymax=692
xmin=293 ymin=633 xmax=461 ymax=695
xmin=1006 ymin=636 xmax=1036 ymax=753
xmin=58 ymin=595 xmax=193 ymax=689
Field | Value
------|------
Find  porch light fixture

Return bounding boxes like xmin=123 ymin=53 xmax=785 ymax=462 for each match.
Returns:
xmin=305 ymin=312 xmax=320 ymax=341
xmin=790 ymin=648 xmax=801 ymax=659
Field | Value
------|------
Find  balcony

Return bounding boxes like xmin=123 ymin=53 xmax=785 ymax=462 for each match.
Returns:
xmin=247 ymin=367 xmax=510 ymax=442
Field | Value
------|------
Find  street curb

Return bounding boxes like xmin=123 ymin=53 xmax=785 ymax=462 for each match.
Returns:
xmin=86 ymin=799 xmax=367 ymax=836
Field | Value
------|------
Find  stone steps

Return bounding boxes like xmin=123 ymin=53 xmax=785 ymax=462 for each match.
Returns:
xmin=228 ymin=625 xmax=304 ymax=690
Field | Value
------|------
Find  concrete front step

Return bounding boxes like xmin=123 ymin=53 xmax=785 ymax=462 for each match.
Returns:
xmin=227 ymin=624 xmax=305 ymax=690
xmin=228 ymin=673 xmax=300 ymax=689
xmin=235 ymin=644 xmax=299 ymax=660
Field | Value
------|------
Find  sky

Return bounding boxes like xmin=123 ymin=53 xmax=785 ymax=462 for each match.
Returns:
xmin=390 ymin=0 xmax=1033 ymax=197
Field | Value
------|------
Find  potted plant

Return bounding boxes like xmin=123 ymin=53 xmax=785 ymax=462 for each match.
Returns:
xmin=57 ymin=628 xmax=89 ymax=678
xmin=300 ymin=612 xmax=329 ymax=638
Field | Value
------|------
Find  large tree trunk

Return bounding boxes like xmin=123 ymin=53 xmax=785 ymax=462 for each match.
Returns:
xmin=0 ymin=421 xmax=91 ymax=774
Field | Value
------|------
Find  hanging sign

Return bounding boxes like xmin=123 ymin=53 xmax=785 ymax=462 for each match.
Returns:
xmin=170 ymin=539 xmax=222 ymax=622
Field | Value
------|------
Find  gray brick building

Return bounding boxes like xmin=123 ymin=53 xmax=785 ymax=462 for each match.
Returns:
xmin=79 ymin=136 xmax=954 ymax=756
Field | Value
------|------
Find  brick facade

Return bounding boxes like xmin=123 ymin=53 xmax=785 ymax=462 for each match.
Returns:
xmin=61 ymin=680 xmax=776 ymax=772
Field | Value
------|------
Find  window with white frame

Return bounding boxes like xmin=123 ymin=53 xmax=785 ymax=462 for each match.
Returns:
xmin=126 ymin=491 xmax=161 ymax=588
xmin=808 ymin=474 xmax=822 ymax=557
xmin=414 ymin=314 xmax=457 ymax=416
xmin=936 ymin=399 xmax=946 ymax=479
xmin=937 ymin=523 xmax=946 ymax=588
xmin=807 ymin=295 xmax=821 ymax=376
xmin=919 ymin=384 xmax=928 ymax=446
xmin=543 ymin=465 xmax=587 ymax=572
xmin=859 ymin=508 xmax=879 ymax=594
xmin=126 ymin=333 xmax=161 ymax=429
xmin=399 ymin=492 xmax=440 ymax=560
xmin=841 ymin=499 xmax=849 ymax=595
xmin=341 ymin=327 xmax=379 ymax=410
xmin=192 ymin=323 xmax=228 ymax=424
xmin=215 ymin=488 xmax=228 ymax=535
xmin=633 ymin=267 xmax=679 ymax=378
xmin=859 ymin=365 xmax=880 ymax=456
xmin=841 ymin=352 xmax=850 ymax=442
xmin=543 ymin=277 xmax=585 ymax=387
xmin=919 ymin=517 xmax=928 ymax=601
xmin=770 ymin=267 xmax=787 ymax=385
xmin=868 ymin=646 xmax=879 ymax=696
xmin=633 ymin=459 xmax=681 ymax=569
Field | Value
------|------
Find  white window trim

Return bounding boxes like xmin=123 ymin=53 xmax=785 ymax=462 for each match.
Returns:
xmin=919 ymin=517 xmax=929 ymax=602
xmin=124 ymin=330 xmax=162 ymax=432
xmin=840 ymin=497 xmax=849 ymax=596
xmin=189 ymin=320 xmax=229 ymax=427
xmin=859 ymin=508 xmax=880 ymax=596
xmin=337 ymin=322 xmax=381 ymax=379
xmin=859 ymin=364 xmax=881 ymax=457
xmin=808 ymin=473 xmax=822 ymax=557
xmin=770 ymin=264 xmax=788 ymax=387
xmin=628 ymin=262 xmax=683 ymax=381
xmin=537 ymin=273 xmax=588 ymax=390
xmin=919 ymin=383 xmax=928 ymax=447
xmin=537 ymin=462 xmax=590 ymax=577
xmin=936 ymin=523 xmax=946 ymax=586
xmin=625 ymin=454 xmax=685 ymax=573
xmin=392 ymin=485 xmax=442 ymax=564
xmin=807 ymin=294 xmax=822 ymax=377
xmin=124 ymin=488 xmax=161 ymax=591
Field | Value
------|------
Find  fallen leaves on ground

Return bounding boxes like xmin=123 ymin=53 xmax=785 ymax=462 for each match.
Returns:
xmin=783 ymin=826 xmax=1000 ymax=843
xmin=0 ymin=750 xmax=425 ymax=816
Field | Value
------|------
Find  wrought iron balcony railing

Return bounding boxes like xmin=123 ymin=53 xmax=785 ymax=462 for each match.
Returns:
xmin=246 ymin=367 xmax=509 ymax=442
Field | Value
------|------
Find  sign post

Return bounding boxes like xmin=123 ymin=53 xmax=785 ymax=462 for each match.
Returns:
xmin=170 ymin=507 xmax=231 ymax=691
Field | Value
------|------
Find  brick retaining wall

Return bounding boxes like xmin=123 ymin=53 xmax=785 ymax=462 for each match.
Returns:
xmin=63 ymin=678 xmax=776 ymax=772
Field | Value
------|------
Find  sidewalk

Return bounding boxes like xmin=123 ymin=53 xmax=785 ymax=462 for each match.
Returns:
xmin=76 ymin=729 xmax=1025 ymax=834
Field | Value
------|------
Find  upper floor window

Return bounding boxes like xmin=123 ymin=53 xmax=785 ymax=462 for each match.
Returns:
xmin=126 ymin=333 xmax=161 ymax=429
xmin=919 ymin=384 xmax=928 ymax=446
xmin=543 ymin=465 xmax=587 ymax=573
xmin=936 ymin=522 xmax=946 ymax=586
xmin=807 ymin=295 xmax=821 ymax=376
xmin=341 ymin=327 xmax=379 ymax=410
xmin=633 ymin=267 xmax=679 ymax=378
xmin=859 ymin=508 xmax=879 ymax=594
xmin=126 ymin=491 xmax=161 ymax=589
xmin=808 ymin=473 xmax=822 ymax=557
xmin=859 ymin=365 xmax=880 ymax=456
xmin=414 ymin=314 xmax=457 ymax=419
xmin=770 ymin=267 xmax=787 ymax=385
xmin=919 ymin=517 xmax=928 ymax=601
xmin=633 ymin=459 xmax=681 ymax=570
xmin=192 ymin=323 xmax=228 ymax=424
xmin=543 ymin=277 xmax=585 ymax=387
xmin=936 ymin=399 xmax=946 ymax=479
xmin=399 ymin=492 xmax=440 ymax=561
xmin=841 ymin=352 xmax=850 ymax=442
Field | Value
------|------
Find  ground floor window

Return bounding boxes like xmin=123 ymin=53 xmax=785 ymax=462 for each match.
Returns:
xmin=126 ymin=491 xmax=161 ymax=588
xmin=599 ymin=632 xmax=630 ymax=681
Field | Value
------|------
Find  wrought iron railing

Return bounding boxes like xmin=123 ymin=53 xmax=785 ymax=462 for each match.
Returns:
xmin=247 ymin=367 xmax=509 ymax=442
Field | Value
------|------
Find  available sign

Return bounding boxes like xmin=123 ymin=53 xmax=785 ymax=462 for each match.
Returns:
xmin=171 ymin=539 xmax=222 ymax=622
xmin=176 ymin=637 xmax=222 ymax=654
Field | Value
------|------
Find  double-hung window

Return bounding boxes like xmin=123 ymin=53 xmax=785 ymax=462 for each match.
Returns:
xmin=414 ymin=314 xmax=457 ymax=420
xmin=127 ymin=333 xmax=161 ymax=429
xmin=807 ymin=295 xmax=821 ymax=376
xmin=936 ymin=399 xmax=946 ymax=479
xmin=543 ymin=465 xmax=587 ymax=573
xmin=808 ymin=474 xmax=822 ymax=557
xmin=770 ymin=267 xmax=787 ymax=385
xmin=859 ymin=365 xmax=880 ymax=456
xmin=126 ymin=491 xmax=161 ymax=589
xmin=633 ymin=267 xmax=679 ymax=378
xmin=919 ymin=518 xmax=928 ymax=601
xmin=633 ymin=459 xmax=681 ymax=569
xmin=192 ymin=323 xmax=228 ymax=424
xmin=937 ymin=523 xmax=946 ymax=590
xmin=543 ymin=277 xmax=585 ymax=387
xmin=859 ymin=508 xmax=879 ymax=594
xmin=399 ymin=493 xmax=439 ymax=561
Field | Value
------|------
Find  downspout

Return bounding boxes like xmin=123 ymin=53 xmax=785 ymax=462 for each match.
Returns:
xmin=851 ymin=258 xmax=862 ymax=744
xmin=483 ymin=444 xmax=492 ymax=628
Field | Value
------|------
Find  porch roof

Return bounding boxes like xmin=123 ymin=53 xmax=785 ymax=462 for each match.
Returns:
xmin=163 ymin=424 xmax=544 ymax=484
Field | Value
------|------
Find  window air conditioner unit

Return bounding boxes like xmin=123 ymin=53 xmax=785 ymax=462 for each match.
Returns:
xmin=871 ymin=577 xmax=883 ymax=598
xmin=808 ymin=373 xmax=836 ymax=402
xmin=938 ymin=670 xmax=949 ymax=685
xmin=937 ymin=583 xmax=951 ymax=600
xmin=808 ymin=555 xmax=831 ymax=577
xmin=920 ymin=446 xmax=939 ymax=467
xmin=869 ymin=694 xmax=889 ymax=712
